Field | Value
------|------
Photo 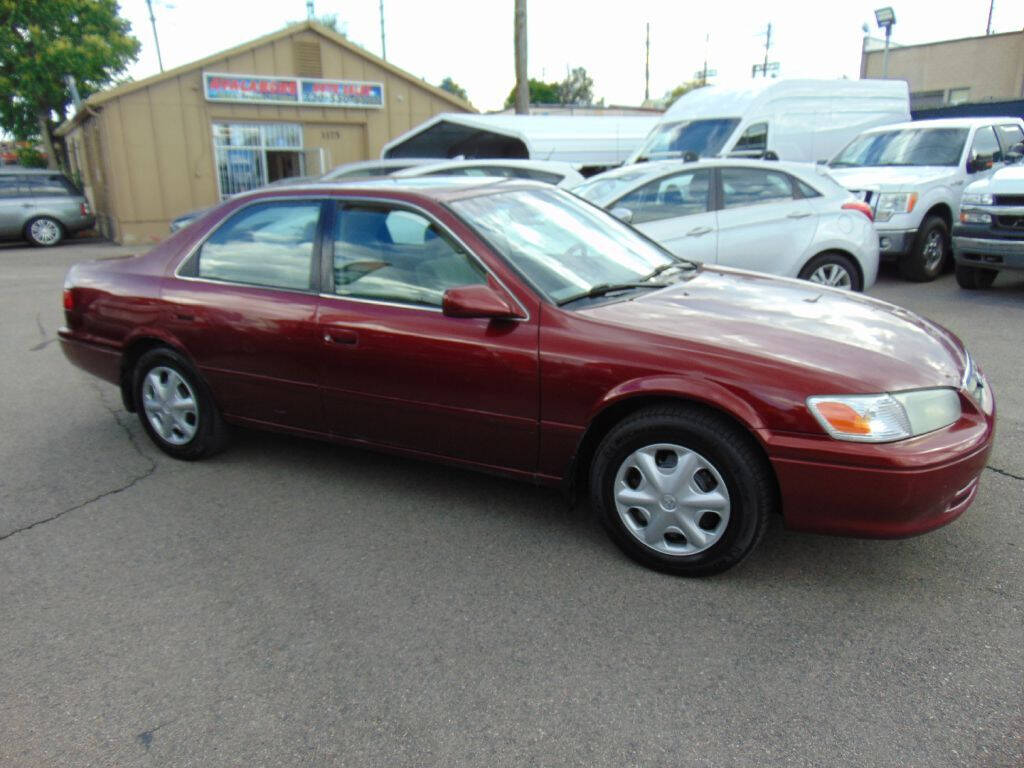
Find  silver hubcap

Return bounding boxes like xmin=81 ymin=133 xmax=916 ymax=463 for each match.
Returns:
xmin=613 ymin=443 xmax=731 ymax=557
xmin=30 ymin=218 xmax=60 ymax=245
xmin=142 ymin=366 xmax=199 ymax=445
xmin=922 ymin=231 xmax=944 ymax=270
xmin=808 ymin=262 xmax=853 ymax=290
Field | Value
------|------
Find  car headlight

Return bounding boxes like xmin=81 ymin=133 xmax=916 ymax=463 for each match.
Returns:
xmin=961 ymin=192 xmax=993 ymax=206
xmin=807 ymin=389 xmax=961 ymax=442
xmin=875 ymin=192 xmax=918 ymax=222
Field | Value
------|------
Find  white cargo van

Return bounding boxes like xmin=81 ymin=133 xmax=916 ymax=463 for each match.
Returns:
xmin=628 ymin=79 xmax=910 ymax=164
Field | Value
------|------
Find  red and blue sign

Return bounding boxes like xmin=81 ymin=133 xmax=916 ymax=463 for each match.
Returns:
xmin=204 ymin=72 xmax=383 ymax=109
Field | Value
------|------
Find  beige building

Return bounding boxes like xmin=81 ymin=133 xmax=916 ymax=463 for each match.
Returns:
xmin=861 ymin=29 xmax=1024 ymax=111
xmin=56 ymin=21 xmax=473 ymax=244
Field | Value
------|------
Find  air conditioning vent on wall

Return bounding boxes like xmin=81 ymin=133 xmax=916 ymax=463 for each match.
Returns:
xmin=294 ymin=41 xmax=322 ymax=78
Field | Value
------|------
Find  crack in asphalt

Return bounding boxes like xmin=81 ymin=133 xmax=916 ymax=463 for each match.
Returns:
xmin=0 ymin=382 xmax=157 ymax=543
xmin=136 ymin=718 xmax=178 ymax=751
xmin=986 ymin=465 xmax=1024 ymax=482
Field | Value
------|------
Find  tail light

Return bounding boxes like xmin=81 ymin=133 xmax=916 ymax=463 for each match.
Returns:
xmin=80 ymin=202 xmax=90 ymax=216
xmin=842 ymin=200 xmax=874 ymax=222
xmin=63 ymin=289 xmax=74 ymax=311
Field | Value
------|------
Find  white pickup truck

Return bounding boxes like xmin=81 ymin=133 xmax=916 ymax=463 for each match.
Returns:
xmin=953 ymin=162 xmax=1024 ymax=289
xmin=828 ymin=118 xmax=1024 ymax=282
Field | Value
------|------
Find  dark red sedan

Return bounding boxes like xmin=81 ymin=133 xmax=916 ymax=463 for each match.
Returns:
xmin=59 ymin=178 xmax=995 ymax=575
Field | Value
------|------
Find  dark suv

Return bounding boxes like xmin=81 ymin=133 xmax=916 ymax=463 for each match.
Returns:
xmin=0 ymin=168 xmax=95 ymax=247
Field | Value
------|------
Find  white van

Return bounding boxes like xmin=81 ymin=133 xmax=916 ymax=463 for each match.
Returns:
xmin=628 ymin=79 xmax=910 ymax=164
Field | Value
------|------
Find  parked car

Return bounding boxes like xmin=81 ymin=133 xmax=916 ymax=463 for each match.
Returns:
xmin=828 ymin=117 xmax=1024 ymax=282
xmin=168 ymin=159 xmax=438 ymax=232
xmin=391 ymin=158 xmax=584 ymax=188
xmin=59 ymin=178 xmax=994 ymax=576
xmin=0 ymin=168 xmax=95 ymax=246
xmin=953 ymin=160 xmax=1024 ymax=289
xmin=573 ymin=159 xmax=878 ymax=291
xmin=627 ymin=78 xmax=909 ymax=164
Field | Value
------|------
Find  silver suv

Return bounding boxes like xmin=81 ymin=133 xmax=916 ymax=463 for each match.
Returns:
xmin=0 ymin=168 xmax=95 ymax=247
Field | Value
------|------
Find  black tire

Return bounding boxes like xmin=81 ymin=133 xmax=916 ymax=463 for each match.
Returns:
xmin=954 ymin=264 xmax=997 ymax=290
xmin=24 ymin=216 xmax=64 ymax=247
xmin=899 ymin=216 xmax=948 ymax=282
xmin=132 ymin=347 xmax=227 ymax=460
xmin=589 ymin=404 xmax=774 ymax=577
xmin=798 ymin=251 xmax=863 ymax=291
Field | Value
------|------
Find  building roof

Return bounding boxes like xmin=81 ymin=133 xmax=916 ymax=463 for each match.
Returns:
xmin=381 ymin=113 xmax=660 ymax=166
xmin=57 ymin=20 xmax=473 ymax=136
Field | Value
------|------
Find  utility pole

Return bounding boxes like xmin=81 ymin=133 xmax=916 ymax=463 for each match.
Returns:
xmin=644 ymin=23 xmax=650 ymax=103
xmin=145 ymin=0 xmax=164 ymax=73
xmin=762 ymin=22 xmax=772 ymax=77
xmin=306 ymin=0 xmax=313 ymax=19
xmin=379 ymin=0 xmax=387 ymax=60
xmin=986 ymin=0 xmax=994 ymax=34
xmin=701 ymin=33 xmax=709 ymax=86
xmin=513 ymin=0 xmax=529 ymax=114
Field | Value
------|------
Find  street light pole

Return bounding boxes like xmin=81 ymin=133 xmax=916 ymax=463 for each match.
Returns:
xmin=145 ymin=0 xmax=164 ymax=73
xmin=882 ymin=24 xmax=891 ymax=78
xmin=874 ymin=7 xmax=896 ymax=79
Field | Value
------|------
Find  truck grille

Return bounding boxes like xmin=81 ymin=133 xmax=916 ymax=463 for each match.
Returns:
xmin=995 ymin=215 xmax=1024 ymax=230
xmin=994 ymin=194 xmax=1024 ymax=206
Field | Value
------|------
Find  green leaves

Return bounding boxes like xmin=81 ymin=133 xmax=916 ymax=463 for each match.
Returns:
xmin=0 ymin=0 xmax=140 ymax=142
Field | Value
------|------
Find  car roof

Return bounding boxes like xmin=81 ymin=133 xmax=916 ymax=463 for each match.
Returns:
xmin=395 ymin=158 xmax=577 ymax=174
xmin=579 ymin=157 xmax=821 ymax=186
xmin=0 ymin=167 xmax=68 ymax=175
xmin=863 ymin=117 xmax=1023 ymax=132
xmin=234 ymin=175 xmax=548 ymax=203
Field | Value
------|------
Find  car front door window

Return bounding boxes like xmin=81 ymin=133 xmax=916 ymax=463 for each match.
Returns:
xmin=331 ymin=206 xmax=487 ymax=307
xmin=617 ymin=169 xmax=712 ymax=224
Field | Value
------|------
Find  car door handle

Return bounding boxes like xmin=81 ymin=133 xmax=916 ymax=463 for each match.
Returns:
xmin=787 ymin=211 xmax=812 ymax=219
xmin=324 ymin=329 xmax=359 ymax=346
xmin=686 ymin=226 xmax=713 ymax=236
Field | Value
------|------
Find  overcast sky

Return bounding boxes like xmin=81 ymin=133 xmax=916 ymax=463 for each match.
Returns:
xmin=120 ymin=0 xmax=1024 ymax=111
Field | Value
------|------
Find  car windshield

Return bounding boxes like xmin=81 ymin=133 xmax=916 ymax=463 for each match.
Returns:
xmin=635 ymin=118 xmax=740 ymax=161
xmin=830 ymin=128 xmax=969 ymax=168
xmin=572 ymin=170 xmax=653 ymax=204
xmin=451 ymin=188 xmax=688 ymax=305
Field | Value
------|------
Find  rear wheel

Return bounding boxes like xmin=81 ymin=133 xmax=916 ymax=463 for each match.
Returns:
xmin=798 ymin=252 xmax=861 ymax=291
xmin=589 ymin=405 xmax=774 ymax=576
xmin=25 ymin=216 xmax=64 ymax=247
xmin=955 ymin=264 xmax=997 ymax=290
xmin=133 ymin=348 xmax=227 ymax=460
xmin=899 ymin=216 xmax=948 ymax=282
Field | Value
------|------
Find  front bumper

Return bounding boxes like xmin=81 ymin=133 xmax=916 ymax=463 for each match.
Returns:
xmin=876 ymin=228 xmax=916 ymax=258
xmin=761 ymin=391 xmax=995 ymax=538
xmin=953 ymin=225 xmax=1024 ymax=271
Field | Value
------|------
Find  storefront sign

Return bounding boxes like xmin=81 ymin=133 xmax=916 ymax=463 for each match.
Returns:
xmin=204 ymin=72 xmax=384 ymax=109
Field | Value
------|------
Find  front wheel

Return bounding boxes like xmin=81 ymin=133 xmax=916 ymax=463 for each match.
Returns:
xmin=133 ymin=348 xmax=227 ymax=460
xmin=798 ymin=252 xmax=861 ymax=291
xmin=25 ymin=216 xmax=64 ymax=247
xmin=954 ymin=264 xmax=997 ymax=290
xmin=589 ymin=405 xmax=775 ymax=576
xmin=899 ymin=216 xmax=948 ymax=282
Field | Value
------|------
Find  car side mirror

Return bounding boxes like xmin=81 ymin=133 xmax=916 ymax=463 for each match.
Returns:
xmin=966 ymin=156 xmax=992 ymax=174
xmin=610 ymin=206 xmax=634 ymax=223
xmin=442 ymin=284 xmax=524 ymax=320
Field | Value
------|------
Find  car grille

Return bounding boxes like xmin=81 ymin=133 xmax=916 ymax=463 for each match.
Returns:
xmin=993 ymin=194 xmax=1024 ymax=206
xmin=995 ymin=215 xmax=1024 ymax=230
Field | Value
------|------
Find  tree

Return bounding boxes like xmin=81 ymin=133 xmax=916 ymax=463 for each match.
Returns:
xmin=557 ymin=67 xmax=594 ymax=106
xmin=513 ymin=0 xmax=528 ymax=114
xmin=664 ymin=80 xmax=706 ymax=106
xmin=438 ymin=77 xmax=468 ymax=102
xmin=503 ymin=78 xmax=559 ymax=109
xmin=0 ymin=0 xmax=140 ymax=168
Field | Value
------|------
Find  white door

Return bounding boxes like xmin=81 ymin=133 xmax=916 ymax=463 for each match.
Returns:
xmin=617 ymin=168 xmax=718 ymax=264
xmin=714 ymin=167 xmax=818 ymax=276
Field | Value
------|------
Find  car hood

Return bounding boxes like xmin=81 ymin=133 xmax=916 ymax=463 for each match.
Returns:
xmin=579 ymin=267 xmax=966 ymax=394
xmin=965 ymin=163 xmax=1024 ymax=195
xmin=828 ymin=165 xmax=958 ymax=192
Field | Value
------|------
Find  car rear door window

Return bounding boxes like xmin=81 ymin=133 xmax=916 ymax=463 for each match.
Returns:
xmin=0 ymin=176 xmax=27 ymax=198
xmin=616 ymin=169 xmax=712 ymax=224
xmin=721 ymin=168 xmax=795 ymax=209
xmin=27 ymin=175 xmax=77 ymax=196
xmin=195 ymin=201 xmax=321 ymax=291
xmin=331 ymin=206 xmax=487 ymax=307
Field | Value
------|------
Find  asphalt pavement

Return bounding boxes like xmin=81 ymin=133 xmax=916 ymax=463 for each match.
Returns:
xmin=1 ymin=238 xmax=1021 ymax=767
